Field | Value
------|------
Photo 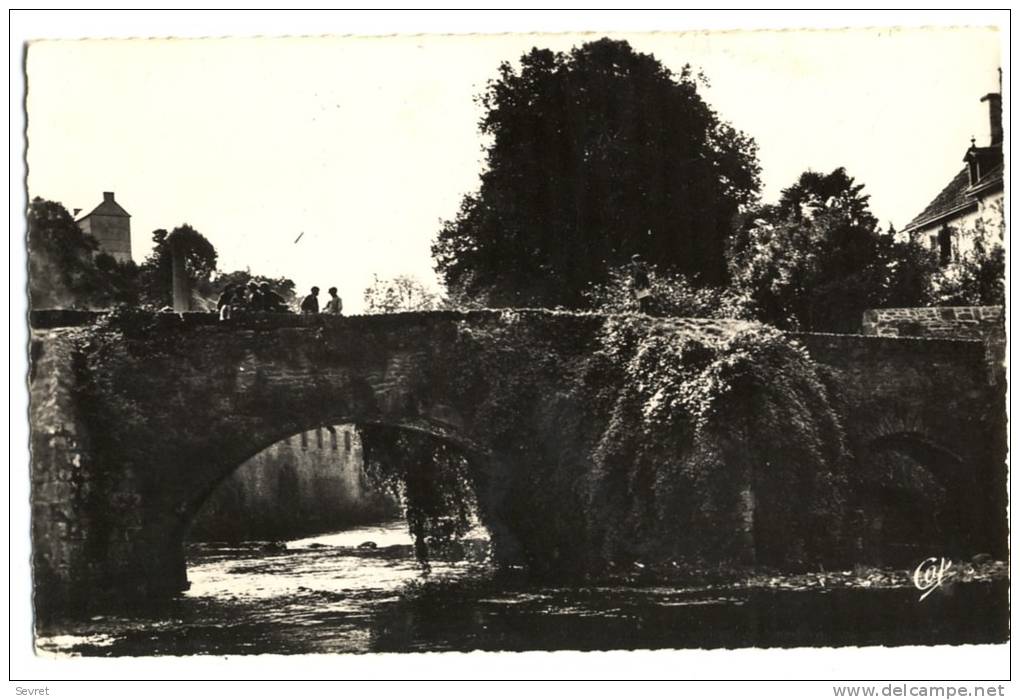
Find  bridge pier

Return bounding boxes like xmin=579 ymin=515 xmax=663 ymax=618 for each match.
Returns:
xmin=30 ymin=329 xmax=191 ymax=616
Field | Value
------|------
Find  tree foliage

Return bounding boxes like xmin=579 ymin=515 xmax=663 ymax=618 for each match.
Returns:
xmin=584 ymin=264 xmax=750 ymax=318
xmin=27 ymin=197 xmax=139 ymax=309
xmin=727 ymin=168 xmax=933 ymax=332
xmin=363 ymin=274 xmax=439 ymax=314
xmin=359 ymin=425 xmax=478 ymax=571
xmin=433 ymin=38 xmax=761 ymax=308
xmin=928 ymin=202 xmax=1005 ymax=306
xmin=136 ymin=225 xmax=219 ymax=309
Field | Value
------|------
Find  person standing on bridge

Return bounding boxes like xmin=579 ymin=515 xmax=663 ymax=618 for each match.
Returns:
xmin=217 ymin=284 xmax=237 ymax=321
xmin=630 ymin=253 xmax=653 ymax=314
xmin=324 ymin=287 xmax=343 ymax=315
xmin=301 ymin=286 xmax=320 ymax=314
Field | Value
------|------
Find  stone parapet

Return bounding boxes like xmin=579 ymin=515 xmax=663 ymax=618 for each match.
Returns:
xmin=861 ymin=306 xmax=1005 ymax=385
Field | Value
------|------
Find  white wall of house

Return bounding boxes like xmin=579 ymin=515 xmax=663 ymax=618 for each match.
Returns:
xmin=912 ymin=191 xmax=1003 ymax=261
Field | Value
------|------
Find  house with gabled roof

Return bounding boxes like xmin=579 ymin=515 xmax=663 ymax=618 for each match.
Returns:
xmin=902 ymin=92 xmax=1004 ymax=266
xmin=76 ymin=191 xmax=132 ymax=263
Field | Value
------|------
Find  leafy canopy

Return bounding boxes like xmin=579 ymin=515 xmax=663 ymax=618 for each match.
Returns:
xmin=136 ymin=225 xmax=219 ymax=308
xmin=727 ymin=168 xmax=935 ymax=332
xmin=433 ymin=38 xmax=761 ymax=309
xmin=363 ymin=274 xmax=440 ymax=314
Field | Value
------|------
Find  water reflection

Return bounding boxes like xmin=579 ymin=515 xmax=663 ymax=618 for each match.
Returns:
xmin=35 ymin=520 xmax=1009 ymax=656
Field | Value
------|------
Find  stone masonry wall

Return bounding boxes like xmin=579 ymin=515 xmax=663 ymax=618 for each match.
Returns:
xmin=861 ymin=306 xmax=1003 ymax=339
xmin=794 ymin=331 xmax=1007 ymax=557
xmin=188 ymin=425 xmax=398 ymax=542
xmin=30 ymin=329 xmax=95 ymax=611
xmin=861 ymin=306 xmax=1005 ymax=384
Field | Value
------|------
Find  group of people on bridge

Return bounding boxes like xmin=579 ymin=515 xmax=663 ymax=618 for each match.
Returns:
xmin=299 ymin=286 xmax=344 ymax=316
xmin=217 ymin=256 xmax=648 ymax=321
xmin=216 ymin=282 xmax=343 ymax=321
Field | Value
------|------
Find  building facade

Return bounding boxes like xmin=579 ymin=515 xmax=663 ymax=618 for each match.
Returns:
xmin=902 ymin=92 xmax=1004 ymax=265
xmin=76 ymin=191 xmax=132 ymax=263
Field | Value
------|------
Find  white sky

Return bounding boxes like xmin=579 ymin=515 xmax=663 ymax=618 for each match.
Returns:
xmin=25 ymin=26 xmax=1002 ymax=312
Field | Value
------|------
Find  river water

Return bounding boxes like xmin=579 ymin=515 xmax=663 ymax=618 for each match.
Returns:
xmin=35 ymin=520 xmax=1008 ymax=656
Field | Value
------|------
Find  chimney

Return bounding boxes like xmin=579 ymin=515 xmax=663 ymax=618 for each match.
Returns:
xmin=981 ymin=93 xmax=1002 ymax=146
xmin=72 ymin=208 xmax=81 ymax=217
xmin=103 ymin=191 xmax=115 ymax=203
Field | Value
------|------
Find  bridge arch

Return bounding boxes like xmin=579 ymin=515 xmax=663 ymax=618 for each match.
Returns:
xmin=866 ymin=431 xmax=965 ymax=485
xmin=161 ymin=410 xmax=520 ymax=597
xmin=858 ymin=430 xmax=976 ymax=561
xmin=180 ymin=416 xmax=507 ymax=580
xmin=181 ymin=415 xmax=499 ymax=525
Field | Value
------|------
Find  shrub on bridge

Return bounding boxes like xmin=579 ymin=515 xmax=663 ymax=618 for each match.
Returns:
xmin=402 ymin=311 xmax=852 ymax=574
xmin=583 ymin=317 xmax=850 ymax=569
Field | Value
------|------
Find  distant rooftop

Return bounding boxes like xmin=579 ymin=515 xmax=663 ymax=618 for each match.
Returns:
xmin=76 ymin=191 xmax=130 ymax=220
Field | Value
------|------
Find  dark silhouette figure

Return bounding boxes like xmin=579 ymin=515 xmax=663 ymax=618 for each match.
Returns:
xmin=301 ymin=286 xmax=320 ymax=314
xmin=630 ymin=254 xmax=653 ymax=314
xmin=244 ymin=281 xmax=262 ymax=312
xmin=259 ymin=282 xmax=289 ymax=313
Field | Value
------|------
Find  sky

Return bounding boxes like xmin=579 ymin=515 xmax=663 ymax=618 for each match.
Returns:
xmin=25 ymin=25 xmax=1002 ymax=313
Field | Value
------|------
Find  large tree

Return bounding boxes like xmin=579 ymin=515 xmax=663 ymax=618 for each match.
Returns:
xmin=433 ymin=38 xmax=761 ymax=308
xmin=136 ymin=225 xmax=218 ymax=308
xmin=27 ymin=197 xmax=139 ymax=309
xmin=727 ymin=168 xmax=933 ymax=332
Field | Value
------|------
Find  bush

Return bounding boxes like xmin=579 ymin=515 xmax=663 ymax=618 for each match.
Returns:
xmin=584 ymin=265 xmax=751 ymax=318
xmin=929 ymin=242 xmax=1005 ymax=306
xmin=583 ymin=317 xmax=850 ymax=569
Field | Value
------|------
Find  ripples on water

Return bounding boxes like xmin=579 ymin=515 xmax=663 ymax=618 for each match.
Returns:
xmin=35 ymin=520 xmax=1009 ymax=656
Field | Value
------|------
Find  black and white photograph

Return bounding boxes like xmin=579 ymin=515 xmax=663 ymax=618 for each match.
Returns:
xmin=12 ymin=10 xmax=1010 ymax=681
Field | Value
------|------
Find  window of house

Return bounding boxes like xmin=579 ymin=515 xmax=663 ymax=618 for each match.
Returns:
xmin=938 ymin=227 xmax=954 ymax=266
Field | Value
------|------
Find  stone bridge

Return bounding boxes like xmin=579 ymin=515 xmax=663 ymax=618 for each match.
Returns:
xmin=28 ymin=309 xmax=1005 ymax=615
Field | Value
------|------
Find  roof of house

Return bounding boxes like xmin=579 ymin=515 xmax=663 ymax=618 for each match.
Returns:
xmin=903 ymin=167 xmax=975 ymax=232
xmin=905 ymin=131 xmax=1005 ymax=234
xmin=76 ymin=197 xmax=130 ymax=221
xmin=967 ymin=161 xmax=1004 ymax=195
